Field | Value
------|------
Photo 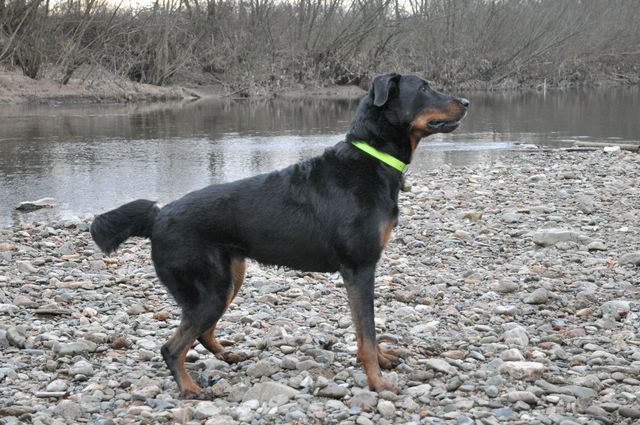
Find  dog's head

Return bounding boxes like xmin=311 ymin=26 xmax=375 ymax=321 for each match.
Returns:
xmin=369 ymin=73 xmax=469 ymax=146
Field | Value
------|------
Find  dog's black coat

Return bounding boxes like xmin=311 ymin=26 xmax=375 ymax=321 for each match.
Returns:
xmin=91 ymin=73 xmax=468 ymax=395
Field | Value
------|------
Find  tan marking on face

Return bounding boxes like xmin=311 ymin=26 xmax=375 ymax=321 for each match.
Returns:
xmin=410 ymin=102 xmax=466 ymax=136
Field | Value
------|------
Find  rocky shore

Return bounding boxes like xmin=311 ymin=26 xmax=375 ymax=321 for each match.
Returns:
xmin=1 ymin=150 xmax=639 ymax=424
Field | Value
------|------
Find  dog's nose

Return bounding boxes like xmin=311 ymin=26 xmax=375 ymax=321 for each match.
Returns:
xmin=458 ymin=98 xmax=470 ymax=108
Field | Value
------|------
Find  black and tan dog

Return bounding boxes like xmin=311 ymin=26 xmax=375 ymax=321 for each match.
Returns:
xmin=91 ymin=73 xmax=469 ymax=397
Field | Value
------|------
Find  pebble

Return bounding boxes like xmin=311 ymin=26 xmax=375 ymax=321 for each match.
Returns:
xmin=53 ymin=400 xmax=82 ymax=419
xmin=600 ymin=300 xmax=630 ymax=318
xmin=506 ymin=390 xmax=538 ymax=404
xmin=242 ymin=382 xmax=298 ymax=403
xmin=350 ymin=389 xmax=378 ymax=411
xmin=425 ymin=358 xmax=456 ymax=374
xmin=54 ymin=341 xmax=96 ymax=356
xmin=1 ymin=151 xmax=639 ymax=424
xmin=193 ymin=402 xmax=221 ymax=419
xmin=618 ymin=406 xmax=640 ymax=418
xmin=377 ymin=399 xmax=395 ymax=417
xmin=69 ymin=360 xmax=94 ymax=376
xmin=619 ymin=252 xmax=640 ymax=265
xmin=317 ymin=385 xmax=350 ymax=399
xmin=46 ymin=379 xmax=69 ymax=392
xmin=503 ymin=326 xmax=529 ymax=347
xmin=501 ymin=348 xmax=525 ymax=361
xmin=499 ymin=361 xmax=545 ymax=380
xmin=523 ymin=288 xmax=549 ymax=304
xmin=246 ymin=359 xmax=280 ymax=377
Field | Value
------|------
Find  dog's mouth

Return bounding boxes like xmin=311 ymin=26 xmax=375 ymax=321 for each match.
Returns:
xmin=427 ymin=119 xmax=461 ymax=133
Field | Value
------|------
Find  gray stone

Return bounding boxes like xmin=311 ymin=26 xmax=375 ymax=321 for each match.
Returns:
xmin=506 ymin=390 xmax=538 ymax=404
xmin=619 ymin=252 xmax=640 ymax=265
xmin=16 ymin=197 xmax=56 ymax=211
xmin=69 ymin=359 xmax=94 ymax=376
xmin=296 ymin=359 xmax=321 ymax=370
xmin=563 ymin=385 xmax=597 ymax=399
xmin=499 ymin=361 xmax=545 ymax=381
xmin=193 ymin=401 xmax=221 ymax=419
xmin=504 ymin=326 xmax=529 ymax=347
xmin=246 ymin=359 xmax=279 ymax=377
xmin=356 ymin=416 xmax=374 ymax=425
xmin=317 ymin=385 xmax=350 ymax=399
xmin=350 ymin=389 xmax=378 ymax=411
xmin=46 ymin=379 xmax=69 ymax=392
xmin=587 ymin=240 xmax=607 ymax=251
xmin=6 ymin=327 xmax=26 ymax=348
xmin=495 ymin=280 xmax=519 ymax=293
xmin=601 ymin=300 xmax=630 ymax=318
xmin=325 ymin=399 xmax=347 ymax=411
xmin=619 ymin=406 xmax=640 ymax=419
xmin=53 ymin=400 xmax=82 ymax=419
xmin=0 ymin=330 xmax=8 ymax=349
xmin=532 ymin=229 xmax=592 ymax=247
xmin=54 ymin=340 xmax=97 ymax=356
xmin=524 ymin=288 xmax=548 ymax=305
xmin=501 ymin=348 xmax=525 ymax=361
xmin=583 ymin=405 xmax=608 ymax=417
xmin=241 ymin=382 xmax=298 ymax=403
xmin=0 ymin=304 xmax=19 ymax=314
xmin=425 ymin=358 xmax=456 ymax=374
xmin=377 ymin=399 xmax=395 ymax=418
xmin=131 ymin=384 xmax=161 ymax=400
xmin=576 ymin=195 xmax=596 ymax=214
xmin=493 ymin=407 xmax=515 ymax=417
xmin=17 ymin=261 xmax=38 ymax=274
xmin=406 ymin=384 xmax=431 ymax=397
xmin=599 ymin=403 xmax=620 ymax=412
xmin=205 ymin=416 xmax=237 ymax=425
xmin=501 ymin=212 xmax=522 ymax=223
xmin=485 ymin=385 xmax=499 ymax=398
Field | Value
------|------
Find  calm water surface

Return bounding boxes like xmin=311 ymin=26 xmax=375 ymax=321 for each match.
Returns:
xmin=1 ymin=87 xmax=639 ymax=226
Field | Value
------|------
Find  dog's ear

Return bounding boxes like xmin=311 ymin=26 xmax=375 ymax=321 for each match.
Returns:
xmin=371 ymin=73 xmax=400 ymax=107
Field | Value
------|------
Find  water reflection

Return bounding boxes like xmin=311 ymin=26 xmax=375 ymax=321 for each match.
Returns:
xmin=1 ymin=87 xmax=639 ymax=226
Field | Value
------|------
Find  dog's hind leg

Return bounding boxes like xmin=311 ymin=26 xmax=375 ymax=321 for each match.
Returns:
xmin=161 ymin=315 xmax=208 ymax=397
xmin=159 ymin=267 xmax=229 ymax=398
xmin=197 ymin=257 xmax=248 ymax=363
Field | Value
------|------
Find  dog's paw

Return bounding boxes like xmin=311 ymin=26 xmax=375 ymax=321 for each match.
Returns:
xmin=218 ymin=351 xmax=249 ymax=364
xmin=182 ymin=386 xmax=215 ymax=400
xmin=377 ymin=347 xmax=401 ymax=369
xmin=370 ymin=376 xmax=399 ymax=394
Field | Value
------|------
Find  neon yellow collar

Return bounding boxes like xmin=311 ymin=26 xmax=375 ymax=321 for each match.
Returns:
xmin=351 ymin=140 xmax=407 ymax=173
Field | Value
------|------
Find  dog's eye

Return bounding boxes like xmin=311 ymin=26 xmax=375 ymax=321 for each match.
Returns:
xmin=421 ymin=85 xmax=429 ymax=92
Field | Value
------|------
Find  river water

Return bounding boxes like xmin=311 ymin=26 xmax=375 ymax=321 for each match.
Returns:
xmin=1 ymin=87 xmax=638 ymax=227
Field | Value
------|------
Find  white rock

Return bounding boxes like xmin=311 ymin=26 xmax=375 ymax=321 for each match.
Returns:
xmin=425 ymin=358 xmax=456 ymax=374
xmin=193 ymin=401 xmax=222 ymax=419
xmin=499 ymin=361 xmax=545 ymax=381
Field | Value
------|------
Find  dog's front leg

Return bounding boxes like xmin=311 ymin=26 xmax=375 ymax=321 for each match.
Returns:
xmin=342 ymin=265 xmax=399 ymax=393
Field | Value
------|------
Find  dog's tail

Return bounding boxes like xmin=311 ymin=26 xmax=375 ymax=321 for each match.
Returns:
xmin=90 ymin=199 xmax=160 ymax=254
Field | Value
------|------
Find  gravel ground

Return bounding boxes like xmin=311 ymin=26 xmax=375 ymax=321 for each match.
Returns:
xmin=1 ymin=150 xmax=639 ymax=425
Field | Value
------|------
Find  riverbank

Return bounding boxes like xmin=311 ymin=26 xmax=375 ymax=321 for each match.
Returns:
xmin=0 ymin=69 xmax=200 ymax=105
xmin=1 ymin=149 xmax=639 ymax=424
xmin=0 ymin=69 xmax=367 ymax=105
xmin=3 ymin=66 xmax=637 ymax=106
